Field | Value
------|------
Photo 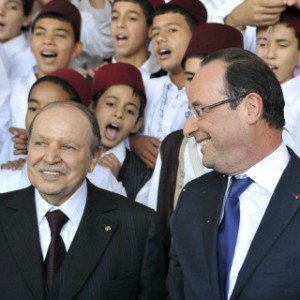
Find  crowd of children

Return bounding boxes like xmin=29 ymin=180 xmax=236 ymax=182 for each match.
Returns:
xmin=1 ymin=0 xmax=300 ymax=228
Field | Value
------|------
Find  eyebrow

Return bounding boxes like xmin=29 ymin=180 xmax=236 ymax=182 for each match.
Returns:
xmin=33 ymin=26 xmax=71 ymax=34
xmin=151 ymin=22 xmax=181 ymax=31
xmin=28 ymin=98 xmax=39 ymax=104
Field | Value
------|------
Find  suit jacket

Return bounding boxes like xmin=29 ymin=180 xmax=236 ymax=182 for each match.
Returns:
xmin=168 ymin=151 xmax=300 ymax=300
xmin=0 ymin=181 xmax=165 ymax=300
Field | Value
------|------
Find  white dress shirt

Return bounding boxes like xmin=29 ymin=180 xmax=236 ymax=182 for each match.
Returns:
xmin=111 ymin=52 xmax=160 ymax=81
xmin=0 ymin=50 xmax=10 ymax=149
xmin=35 ymin=180 xmax=87 ymax=259
xmin=143 ymin=75 xmax=188 ymax=141
xmin=0 ymin=70 xmax=36 ymax=164
xmin=227 ymin=143 xmax=290 ymax=299
xmin=2 ymin=34 xmax=36 ymax=79
xmin=0 ymin=162 xmax=30 ymax=193
xmin=87 ymin=140 xmax=127 ymax=196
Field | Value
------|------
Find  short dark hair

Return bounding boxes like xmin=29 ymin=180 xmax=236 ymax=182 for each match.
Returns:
xmin=150 ymin=5 xmax=198 ymax=31
xmin=28 ymin=76 xmax=82 ymax=104
xmin=112 ymin=0 xmax=154 ymax=26
xmin=200 ymin=48 xmax=285 ymax=129
xmin=23 ymin=0 xmax=34 ymax=16
xmin=28 ymin=102 xmax=101 ymax=155
xmin=31 ymin=13 xmax=80 ymax=43
xmin=92 ymin=87 xmax=147 ymax=119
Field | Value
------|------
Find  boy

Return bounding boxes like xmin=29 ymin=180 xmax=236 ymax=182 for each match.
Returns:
xmin=256 ymin=6 xmax=300 ymax=155
xmin=130 ymin=0 xmax=207 ymax=168
xmin=0 ymin=0 xmax=36 ymax=78
xmin=89 ymin=62 xmax=152 ymax=202
xmin=110 ymin=0 xmax=160 ymax=79
xmin=0 ymin=0 xmax=83 ymax=164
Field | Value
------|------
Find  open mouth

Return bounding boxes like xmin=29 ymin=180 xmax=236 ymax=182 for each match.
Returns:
xmin=116 ymin=34 xmax=127 ymax=41
xmin=158 ymin=48 xmax=171 ymax=59
xmin=268 ymin=64 xmax=278 ymax=72
xmin=105 ymin=123 xmax=120 ymax=140
xmin=0 ymin=22 xmax=5 ymax=30
xmin=40 ymin=51 xmax=58 ymax=62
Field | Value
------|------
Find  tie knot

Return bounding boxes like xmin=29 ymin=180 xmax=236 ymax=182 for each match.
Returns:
xmin=46 ymin=210 xmax=68 ymax=235
xmin=228 ymin=176 xmax=253 ymax=199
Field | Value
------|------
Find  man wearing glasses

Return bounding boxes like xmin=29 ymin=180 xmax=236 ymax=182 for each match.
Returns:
xmin=168 ymin=48 xmax=300 ymax=299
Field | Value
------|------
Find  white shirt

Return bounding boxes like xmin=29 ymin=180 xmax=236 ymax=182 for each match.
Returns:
xmin=0 ymin=50 xmax=10 ymax=149
xmin=72 ymin=0 xmax=114 ymax=60
xmin=111 ymin=52 xmax=160 ymax=80
xmin=87 ymin=140 xmax=127 ymax=196
xmin=0 ymin=70 xmax=36 ymax=164
xmin=143 ymin=75 xmax=188 ymax=140
xmin=35 ymin=180 xmax=87 ymax=259
xmin=227 ymin=143 xmax=290 ymax=299
xmin=0 ymin=162 xmax=30 ymax=193
xmin=2 ymin=34 xmax=36 ymax=79
xmin=281 ymin=75 xmax=300 ymax=156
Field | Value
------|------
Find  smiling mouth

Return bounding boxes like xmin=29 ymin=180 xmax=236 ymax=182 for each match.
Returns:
xmin=158 ymin=48 xmax=171 ymax=58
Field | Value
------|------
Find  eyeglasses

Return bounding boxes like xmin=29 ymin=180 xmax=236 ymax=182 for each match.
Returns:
xmin=185 ymin=94 xmax=248 ymax=120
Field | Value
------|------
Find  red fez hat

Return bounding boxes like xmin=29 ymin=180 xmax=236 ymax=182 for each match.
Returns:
xmin=161 ymin=0 xmax=207 ymax=25
xmin=280 ymin=6 xmax=300 ymax=34
xmin=92 ymin=63 xmax=145 ymax=99
xmin=39 ymin=0 xmax=81 ymax=34
xmin=182 ymin=23 xmax=243 ymax=65
xmin=49 ymin=68 xmax=91 ymax=107
xmin=149 ymin=0 xmax=165 ymax=9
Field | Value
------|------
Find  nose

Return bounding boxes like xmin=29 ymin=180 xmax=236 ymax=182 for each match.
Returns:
xmin=113 ymin=107 xmax=124 ymax=119
xmin=264 ymin=42 xmax=277 ymax=59
xmin=183 ymin=116 xmax=199 ymax=138
xmin=42 ymin=32 xmax=55 ymax=45
xmin=43 ymin=145 xmax=61 ymax=164
xmin=0 ymin=3 xmax=5 ymax=15
xmin=116 ymin=16 xmax=125 ymax=28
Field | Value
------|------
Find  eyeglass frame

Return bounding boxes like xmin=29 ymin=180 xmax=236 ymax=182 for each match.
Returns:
xmin=185 ymin=93 xmax=249 ymax=120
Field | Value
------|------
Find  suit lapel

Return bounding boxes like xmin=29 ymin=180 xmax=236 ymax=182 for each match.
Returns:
xmin=231 ymin=153 xmax=300 ymax=299
xmin=1 ymin=186 xmax=44 ymax=300
xmin=53 ymin=183 xmax=119 ymax=299
xmin=201 ymin=172 xmax=228 ymax=300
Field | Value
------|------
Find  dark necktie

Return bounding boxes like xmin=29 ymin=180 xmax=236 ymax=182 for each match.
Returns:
xmin=218 ymin=176 xmax=253 ymax=300
xmin=44 ymin=210 xmax=68 ymax=291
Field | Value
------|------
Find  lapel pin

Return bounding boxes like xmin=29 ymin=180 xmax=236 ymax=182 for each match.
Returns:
xmin=103 ymin=224 xmax=111 ymax=232
xmin=295 ymin=194 xmax=300 ymax=200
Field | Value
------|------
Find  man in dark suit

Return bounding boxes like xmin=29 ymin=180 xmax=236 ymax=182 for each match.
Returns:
xmin=0 ymin=101 xmax=165 ymax=299
xmin=168 ymin=48 xmax=300 ymax=300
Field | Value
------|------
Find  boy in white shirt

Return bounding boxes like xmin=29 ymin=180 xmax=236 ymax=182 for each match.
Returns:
xmin=89 ymin=62 xmax=152 ymax=203
xmin=256 ymin=6 xmax=300 ymax=155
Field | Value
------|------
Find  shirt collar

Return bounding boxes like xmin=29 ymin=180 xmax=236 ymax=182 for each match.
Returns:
xmin=245 ymin=143 xmax=290 ymax=193
xmin=102 ymin=140 xmax=126 ymax=164
xmin=35 ymin=180 xmax=87 ymax=227
xmin=2 ymin=34 xmax=28 ymax=58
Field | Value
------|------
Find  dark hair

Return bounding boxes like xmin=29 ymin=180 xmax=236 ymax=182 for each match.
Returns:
xmin=23 ymin=0 xmax=34 ymax=16
xmin=150 ymin=5 xmax=198 ymax=31
xmin=28 ymin=101 xmax=101 ymax=155
xmin=257 ymin=24 xmax=300 ymax=49
xmin=92 ymin=87 xmax=147 ymax=118
xmin=200 ymin=48 xmax=285 ymax=129
xmin=182 ymin=53 xmax=206 ymax=69
xmin=112 ymin=0 xmax=154 ymax=26
xmin=31 ymin=12 xmax=80 ymax=42
xmin=28 ymin=76 xmax=82 ymax=104
xmin=20 ymin=0 xmax=34 ymax=31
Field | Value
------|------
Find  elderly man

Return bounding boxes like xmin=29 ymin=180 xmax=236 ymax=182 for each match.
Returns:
xmin=169 ymin=48 xmax=300 ymax=299
xmin=0 ymin=101 xmax=165 ymax=299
